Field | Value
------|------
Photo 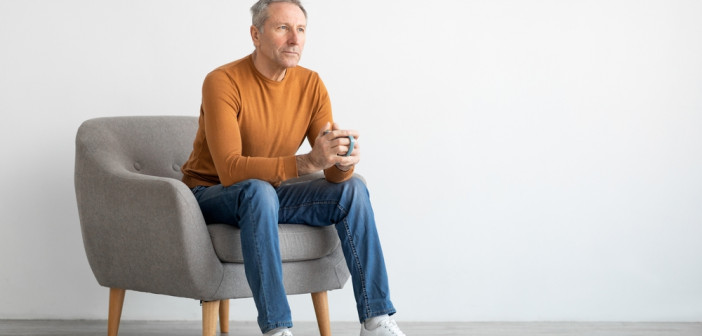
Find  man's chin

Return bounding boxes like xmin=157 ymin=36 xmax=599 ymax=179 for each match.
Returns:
xmin=280 ymin=55 xmax=301 ymax=68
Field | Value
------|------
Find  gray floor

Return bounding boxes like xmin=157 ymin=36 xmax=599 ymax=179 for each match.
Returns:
xmin=1 ymin=320 xmax=701 ymax=336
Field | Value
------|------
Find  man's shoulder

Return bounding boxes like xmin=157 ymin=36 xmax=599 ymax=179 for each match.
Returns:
xmin=207 ymin=56 xmax=253 ymax=79
xmin=216 ymin=56 xmax=251 ymax=71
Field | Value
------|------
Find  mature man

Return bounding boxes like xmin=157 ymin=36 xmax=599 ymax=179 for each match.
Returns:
xmin=180 ymin=1 xmax=406 ymax=335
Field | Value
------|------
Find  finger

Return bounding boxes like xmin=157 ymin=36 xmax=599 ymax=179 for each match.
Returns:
xmin=347 ymin=145 xmax=360 ymax=158
xmin=326 ymin=125 xmax=359 ymax=140
xmin=335 ymin=143 xmax=361 ymax=158
xmin=335 ymin=129 xmax=360 ymax=140
xmin=331 ymin=136 xmax=359 ymax=156
xmin=330 ymin=136 xmax=352 ymax=146
xmin=334 ymin=145 xmax=349 ymax=156
xmin=336 ymin=154 xmax=360 ymax=167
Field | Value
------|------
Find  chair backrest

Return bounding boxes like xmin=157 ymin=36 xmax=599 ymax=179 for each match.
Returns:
xmin=75 ymin=116 xmax=197 ymax=180
xmin=74 ymin=116 xmax=226 ymax=299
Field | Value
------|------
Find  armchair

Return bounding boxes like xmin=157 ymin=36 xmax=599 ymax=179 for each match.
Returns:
xmin=74 ymin=116 xmax=351 ymax=336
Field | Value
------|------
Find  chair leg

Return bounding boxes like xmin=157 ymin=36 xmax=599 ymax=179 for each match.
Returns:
xmin=202 ymin=300 xmax=220 ymax=336
xmin=219 ymin=299 xmax=230 ymax=333
xmin=311 ymin=291 xmax=331 ymax=336
xmin=108 ymin=288 xmax=126 ymax=336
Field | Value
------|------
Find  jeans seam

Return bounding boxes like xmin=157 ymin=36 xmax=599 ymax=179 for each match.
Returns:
xmin=247 ymin=200 xmax=270 ymax=330
xmin=339 ymin=205 xmax=371 ymax=320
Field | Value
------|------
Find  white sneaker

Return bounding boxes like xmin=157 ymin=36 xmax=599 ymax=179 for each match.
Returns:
xmin=267 ymin=328 xmax=293 ymax=336
xmin=360 ymin=318 xmax=406 ymax=336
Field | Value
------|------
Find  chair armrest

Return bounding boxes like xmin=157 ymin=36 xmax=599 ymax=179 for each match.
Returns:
xmin=75 ymin=167 xmax=224 ymax=300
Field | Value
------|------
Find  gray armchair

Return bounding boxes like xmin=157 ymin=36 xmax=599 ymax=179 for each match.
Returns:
xmin=74 ymin=116 xmax=351 ymax=336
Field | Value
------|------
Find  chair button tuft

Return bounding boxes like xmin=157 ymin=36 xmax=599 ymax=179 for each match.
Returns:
xmin=133 ymin=162 xmax=142 ymax=171
xmin=172 ymin=163 xmax=180 ymax=171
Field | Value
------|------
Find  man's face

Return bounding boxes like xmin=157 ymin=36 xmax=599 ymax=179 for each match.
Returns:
xmin=253 ymin=2 xmax=307 ymax=71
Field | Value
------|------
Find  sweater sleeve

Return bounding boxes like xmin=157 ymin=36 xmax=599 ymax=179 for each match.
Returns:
xmin=306 ymin=77 xmax=355 ymax=183
xmin=202 ymin=70 xmax=298 ymax=187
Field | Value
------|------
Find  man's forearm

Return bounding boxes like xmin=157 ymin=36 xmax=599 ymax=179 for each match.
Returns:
xmin=296 ymin=153 xmax=321 ymax=176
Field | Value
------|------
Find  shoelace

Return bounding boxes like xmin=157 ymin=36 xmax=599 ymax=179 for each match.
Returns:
xmin=378 ymin=319 xmax=406 ymax=336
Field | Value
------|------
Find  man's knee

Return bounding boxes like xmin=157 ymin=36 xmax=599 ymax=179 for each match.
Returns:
xmin=341 ymin=176 xmax=369 ymax=196
xmin=335 ymin=176 xmax=371 ymax=211
xmin=238 ymin=179 xmax=279 ymax=208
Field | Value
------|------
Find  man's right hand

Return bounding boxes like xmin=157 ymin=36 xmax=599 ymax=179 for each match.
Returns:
xmin=297 ymin=122 xmax=361 ymax=175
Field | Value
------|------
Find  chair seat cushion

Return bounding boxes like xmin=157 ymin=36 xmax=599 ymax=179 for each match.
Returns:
xmin=207 ymin=223 xmax=340 ymax=263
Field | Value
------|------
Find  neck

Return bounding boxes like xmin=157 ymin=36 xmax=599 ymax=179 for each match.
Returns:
xmin=251 ymin=51 xmax=287 ymax=82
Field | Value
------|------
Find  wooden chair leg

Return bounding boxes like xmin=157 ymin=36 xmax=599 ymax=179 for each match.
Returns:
xmin=108 ymin=288 xmax=126 ymax=336
xmin=219 ymin=299 xmax=230 ymax=333
xmin=202 ymin=300 xmax=220 ymax=336
xmin=311 ymin=291 xmax=331 ymax=336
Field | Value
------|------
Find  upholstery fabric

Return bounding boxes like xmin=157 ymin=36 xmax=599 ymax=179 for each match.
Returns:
xmin=74 ymin=116 xmax=351 ymax=301
xmin=209 ymin=224 xmax=340 ymax=263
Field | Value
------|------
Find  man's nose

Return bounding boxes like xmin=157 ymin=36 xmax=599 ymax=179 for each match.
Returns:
xmin=288 ymin=30 xmax=300 ymax=44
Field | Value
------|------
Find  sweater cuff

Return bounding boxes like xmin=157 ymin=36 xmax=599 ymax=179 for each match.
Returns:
xmin=324 ymin=165 xmax=354 ymax=183
xmin=283 ymin=155 xmax=299 ymax=181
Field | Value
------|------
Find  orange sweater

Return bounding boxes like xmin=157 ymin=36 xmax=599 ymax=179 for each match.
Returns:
xmin=181 ymin=55 xmax=353 ymax=188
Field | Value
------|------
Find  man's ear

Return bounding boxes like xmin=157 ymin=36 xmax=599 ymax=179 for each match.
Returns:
xmin=250 ymin=25 xmax=260 ymax=48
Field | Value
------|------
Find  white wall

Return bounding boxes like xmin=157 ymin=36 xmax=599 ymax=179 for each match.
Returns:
xmin=1 ymin=0 xmax=701 ymax=322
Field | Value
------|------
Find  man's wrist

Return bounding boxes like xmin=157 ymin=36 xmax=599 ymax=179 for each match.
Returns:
xmin=296 ymin=154 xmax=319 ymax=176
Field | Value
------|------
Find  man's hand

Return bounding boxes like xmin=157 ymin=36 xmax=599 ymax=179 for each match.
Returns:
xmin=329 ymin=122 xmax=360 ymax=171
xmin=296 ymin=122 xmax=361 ymax=175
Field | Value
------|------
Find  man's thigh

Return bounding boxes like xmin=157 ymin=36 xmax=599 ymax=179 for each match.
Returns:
xmin=194 ymin=179 xmax=276 ymax=225
xmin=276 ymin=177 xmax=360 ymax=226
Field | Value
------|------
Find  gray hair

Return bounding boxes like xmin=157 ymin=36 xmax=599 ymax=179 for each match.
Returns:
xmin=251 ymin=0 xmax=307 ymax=32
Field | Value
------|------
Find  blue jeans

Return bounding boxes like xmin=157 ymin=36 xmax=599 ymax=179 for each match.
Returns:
xmin=191 ymin=177 xmax=396 ymax=333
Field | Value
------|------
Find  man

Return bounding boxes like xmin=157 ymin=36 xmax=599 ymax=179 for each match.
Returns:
xmin=181 ymin=1 xmax=406 ymax=335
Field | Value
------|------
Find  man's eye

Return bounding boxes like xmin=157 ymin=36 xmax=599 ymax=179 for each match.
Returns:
xmin=279 ymin=25 xmax=288 ymax=30
xmin=297 ymin=28 xmax=305 ymax=33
